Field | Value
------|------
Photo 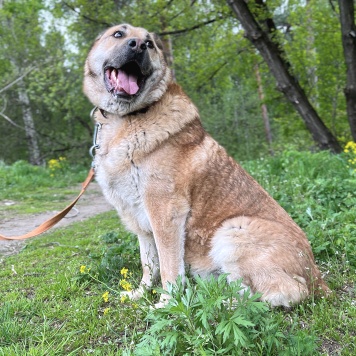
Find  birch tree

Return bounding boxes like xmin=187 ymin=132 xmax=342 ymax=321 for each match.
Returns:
xmin=0 ymin=0 xmax=43 ymax=164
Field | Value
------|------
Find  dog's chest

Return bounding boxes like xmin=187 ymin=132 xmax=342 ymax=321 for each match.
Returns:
xmin=94 ymin=121 xmax=151 ymax=232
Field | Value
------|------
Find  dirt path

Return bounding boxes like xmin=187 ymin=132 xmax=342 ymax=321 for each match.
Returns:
xmin=0 ymin=183 xmax=113 ymax=258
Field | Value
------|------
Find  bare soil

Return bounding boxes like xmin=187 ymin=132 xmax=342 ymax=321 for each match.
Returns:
xmin=0 ymin=183 xmax=113 ymax=258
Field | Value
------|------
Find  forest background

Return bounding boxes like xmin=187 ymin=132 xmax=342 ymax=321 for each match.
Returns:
xmin=1 ymin=0 xmax=355 ymax=166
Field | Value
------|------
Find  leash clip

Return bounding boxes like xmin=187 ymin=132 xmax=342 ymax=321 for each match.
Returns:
xmin=89 ymin=107 xmax=102 ymax=168
xmin=89 ymin=121 xmax=102 ymax=160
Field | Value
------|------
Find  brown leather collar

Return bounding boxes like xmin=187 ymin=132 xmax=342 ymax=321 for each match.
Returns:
xmin=97 ymin=106 xmax=149 ymax=119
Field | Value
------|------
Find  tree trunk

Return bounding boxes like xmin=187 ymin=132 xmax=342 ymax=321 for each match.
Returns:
xmin=1 ymin=1 xmax=42 ymax=164
xmin=227 ymin=0 xmax=342 ymax=153
xmin=305 ymin=0 xmax=318 ymax=106
xmin=17 ymin=79 xmax=42 ymax=165
xmin=254 ymin=63 xmax=273 ymax=153
xmin=160 ymin=15 xmax=176 ymax=82
xmin=338 ymin=0 xmax=356 ymax=141
xmin=161 ymin=35 xmax=176 ymax=81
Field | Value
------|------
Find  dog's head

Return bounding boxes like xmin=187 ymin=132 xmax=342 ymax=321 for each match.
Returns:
xmin=84 ymin=24 xmax=171 ymax=116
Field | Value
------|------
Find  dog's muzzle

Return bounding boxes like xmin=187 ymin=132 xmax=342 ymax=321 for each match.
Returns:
xmin=104 ymin=39 xmax=152 ymax=97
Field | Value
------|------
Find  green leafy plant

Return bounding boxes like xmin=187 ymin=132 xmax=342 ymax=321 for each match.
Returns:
xmin=82 ymin=230 xmax=141 ymax=286
xmin=134 ymin=275 xmax=317 ymax=355
xmin=344 ymin=141 xmax=356 ymax=174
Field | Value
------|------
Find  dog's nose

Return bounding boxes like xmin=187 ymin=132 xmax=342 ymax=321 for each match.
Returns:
xmin=128 ymin=38 xmax=147 ymax=52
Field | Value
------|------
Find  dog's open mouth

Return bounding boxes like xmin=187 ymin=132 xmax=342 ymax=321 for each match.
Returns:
xmin=104 ymin=61 xmax=146 ymax=97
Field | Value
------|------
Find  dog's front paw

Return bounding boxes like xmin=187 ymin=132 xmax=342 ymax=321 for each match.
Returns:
xmin=120 ymin=286 xmax=145 ymax=301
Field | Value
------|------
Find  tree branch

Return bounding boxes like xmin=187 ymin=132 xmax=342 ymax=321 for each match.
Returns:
xmin=329 ymin=0 xmax=337 ymax=13
xmin=62 ymin=1 xmax=111 ymax=27
xmin=149 ymin=0 xmax=175 ymax=19
xmin=158 ymin=16 xmax=225 ymax=36
xmin=0 ymin=110 xmax=26 ymax=131
xmin=38 ymin=142 xmax=90 ymax=161
xmin=0 ymin=66 xmax=37 ymax=94
xmin=196 ymin=62 xmax=229 ymax=91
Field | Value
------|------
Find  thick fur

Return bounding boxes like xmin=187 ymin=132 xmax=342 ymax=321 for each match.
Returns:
xmin=84 ymin=24 xmax=330 ymax=307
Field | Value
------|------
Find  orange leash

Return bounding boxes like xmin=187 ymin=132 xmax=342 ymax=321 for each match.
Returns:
xmin=0 ymin=168 xmax=95 ymax=241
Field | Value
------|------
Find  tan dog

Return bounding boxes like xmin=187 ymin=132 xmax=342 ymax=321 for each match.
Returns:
xmin=83 ymin=24 xmax=330 ymax=307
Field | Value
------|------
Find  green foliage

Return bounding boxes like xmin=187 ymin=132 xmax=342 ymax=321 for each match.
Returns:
xmin=0 ymin=160 xmax=88 ymax=217
xmin=86 ymin=230 xmax=141 ymax=286
xmin=1 ymin=0 xmax=354 ymax=163
xmin=134 ymin=275 xmax=317 ymax=355
xmin=284 ymin=0 xmax=347 ymax=138
xmin=0 ymin=210 xmax=146 ymax=354
xmin=0 ymin=160 xmax=87 ymax=199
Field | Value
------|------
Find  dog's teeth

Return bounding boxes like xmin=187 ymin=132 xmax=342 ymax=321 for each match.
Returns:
xmin=111 ymin=69 xmax=117 ymax=82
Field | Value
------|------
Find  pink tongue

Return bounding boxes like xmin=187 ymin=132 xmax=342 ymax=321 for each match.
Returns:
xmin=117 ymin=69 xmax=139 ymax=95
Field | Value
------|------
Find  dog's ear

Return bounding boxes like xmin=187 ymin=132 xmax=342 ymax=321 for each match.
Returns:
xmin=152 ymin=33 xmax=164 ymax=51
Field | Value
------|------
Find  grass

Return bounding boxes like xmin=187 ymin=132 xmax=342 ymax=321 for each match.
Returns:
xmin=0 ymin=150 xmax=355 ymax=355
xmin=0 ymin=160 xmax=89 ymax=216
xmin=0 ymin=211 xmax=145 ymax=355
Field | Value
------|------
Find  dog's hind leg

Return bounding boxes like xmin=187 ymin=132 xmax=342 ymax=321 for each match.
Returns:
xmin=210 ymin=216 xmax=314 ymax=307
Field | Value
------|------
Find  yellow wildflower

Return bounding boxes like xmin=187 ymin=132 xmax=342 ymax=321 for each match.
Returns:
xmin=48 ymin=158 xmax=61 ymax=171
xmin=120 ymin=294 xmax=128 ymax=303
xmin=119 ymin=279 xmax=132 ymax=292
xmin=344 ymin=142 xmax=356 ymax=174
xmin=102 ymin=291 xmax=110 ymax=302
xmin=344 ymin=141 xmax=356 ymax=154
xmin=48 ymin=156 xmax=66 ymax=173
xmin=80 ymin=265 xmax=87 ymax=274
xmin=103 ymin=308 xmax=110 ymax=315
xmin=120 ymin=267 xmax=129 ymax=279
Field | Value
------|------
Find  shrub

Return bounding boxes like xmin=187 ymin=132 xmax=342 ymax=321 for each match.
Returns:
xmin=133 ymin=275 xmax=317 ymax=355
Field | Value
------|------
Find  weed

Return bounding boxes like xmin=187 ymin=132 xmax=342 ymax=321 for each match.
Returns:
xmin=86 ymin=230 xmax=141 ymax=285
xmin=133 ymin=275 xmax=318 ymax=355
xmin=343 ymin=141 xmax=356 ymax=174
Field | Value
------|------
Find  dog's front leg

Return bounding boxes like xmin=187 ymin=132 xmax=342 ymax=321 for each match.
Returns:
xmin=121 ymin=232 xmax=159 ymax=300
xmin=147 ymin=198 xmax=190 ymax=308
xmin=138 ymin=233 xmax=160 ymax=291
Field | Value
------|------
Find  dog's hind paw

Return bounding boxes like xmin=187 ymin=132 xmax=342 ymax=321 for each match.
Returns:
xmin=152 ymin=294 xmax=170 ymax=309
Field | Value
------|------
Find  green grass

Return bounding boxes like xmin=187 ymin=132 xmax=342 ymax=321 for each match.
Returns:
xmin=0 ymin=151 xmax=355 ymax=355
xmin=0 ymin=160 xmax=89 ymax=216
xmin=0 ymin=212 xmax=146 ymax=355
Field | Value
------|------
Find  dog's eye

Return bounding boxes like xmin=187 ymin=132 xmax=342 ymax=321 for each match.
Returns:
xmin=146 ymin=40 xmax=154 ymax=49
xmin=113 ymin=31 xmax=123 ymax=38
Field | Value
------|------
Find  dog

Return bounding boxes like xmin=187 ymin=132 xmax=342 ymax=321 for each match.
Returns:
xmin=83 ymin=24 xmax=330 ymax=307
